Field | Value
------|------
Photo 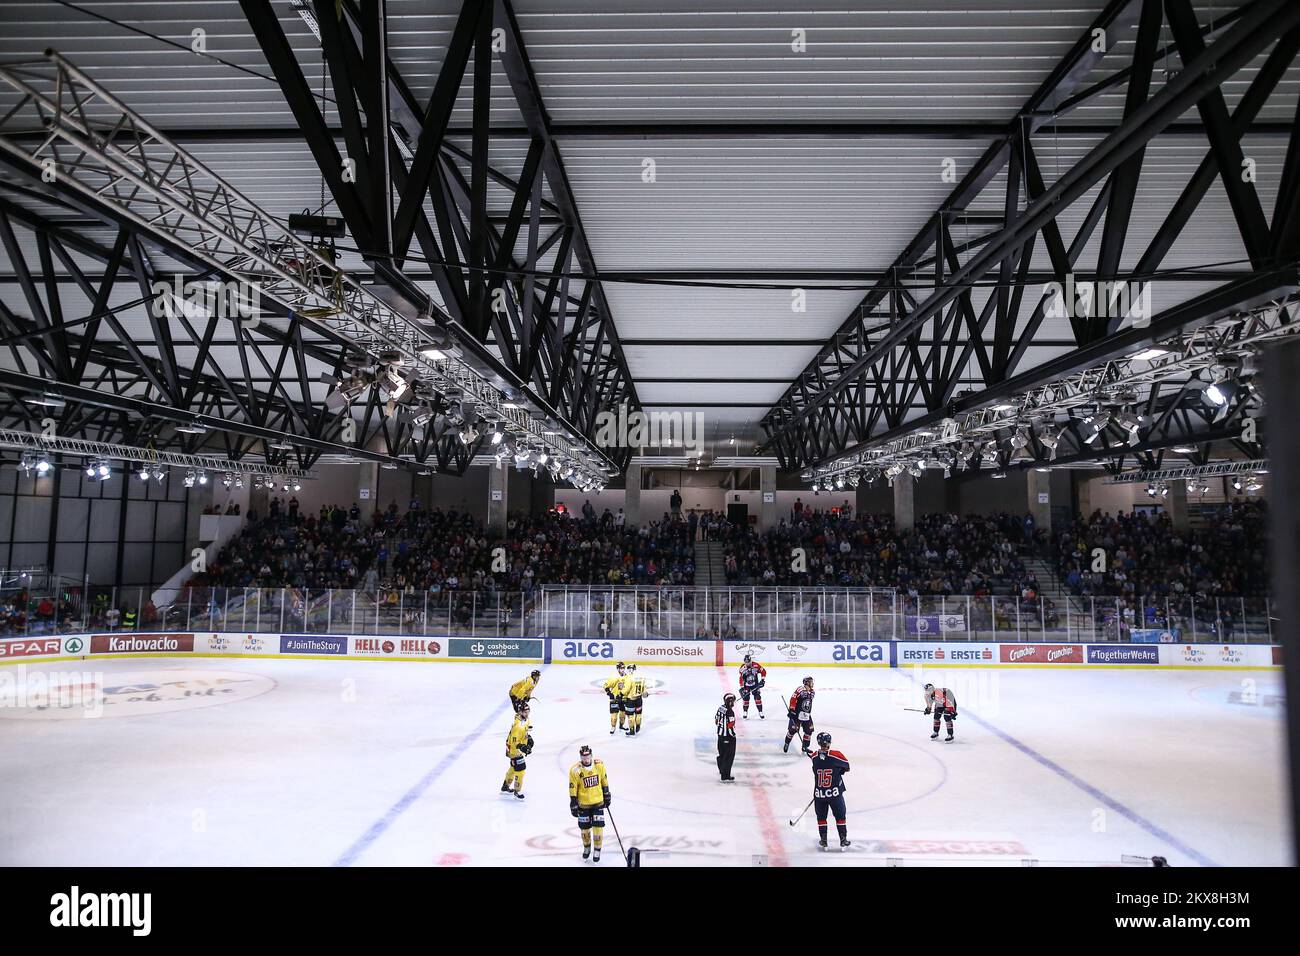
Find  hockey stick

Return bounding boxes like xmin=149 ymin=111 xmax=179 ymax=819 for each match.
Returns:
xmin=606 ymin=806 xmax=628 ymax=861
xmin=788 ymin=797 xmax=815 ymax=827
xmin=902 ymin=707 xmax=926 ymax=712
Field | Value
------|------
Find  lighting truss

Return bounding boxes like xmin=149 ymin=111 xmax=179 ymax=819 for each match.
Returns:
xmin=0 ymin=428 xmax=313 ymax=480
xmin=0 ymin=51 xmax=615 ymax=489
xmin=763 ymin=0 xmax=1300 ymax=473
xmin=1106 ymin=460 xmax=1269 ymax=484
xmin=805 ymin=299 xmax=1294 ymax=486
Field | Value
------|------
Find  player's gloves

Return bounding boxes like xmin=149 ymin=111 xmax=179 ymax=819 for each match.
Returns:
xmin=605 ymin=689 xmax=614 ymax=699
xmin=602 ymin=789 xmax=611 ymax=809
xmin=787 ymin=709 xmax=796 ymax=719
xmin=923 ymin=707 xmax=931 ymax=715
xmin=949 ymin=710 xmax=957 ymax=719
xmin=570 ymin=798 xmax=580 ymax=817
xmin=758 ymin=680 xmax=765 ymax=688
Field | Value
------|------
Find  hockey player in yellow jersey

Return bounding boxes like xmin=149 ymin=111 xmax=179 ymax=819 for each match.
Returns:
xmin=568 ymin=744 xmax=611 ymax=862
xmin=603 ymin=662 xmax=629 ymax=734
xmin=501 ymin=703 xmax=533 ymax=799
xmin=508 ymin=669 xmax=541 ymax=714
xmin=623 ymin=663 xmax=647 ymax=736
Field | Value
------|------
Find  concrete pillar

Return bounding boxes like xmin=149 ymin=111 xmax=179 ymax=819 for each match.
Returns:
xmin=1167 ymin=480 xmax=1190 ymax=531
xmin=531 ymin=473 xmax=555 ymax=515
xmin=1076 ymin=474 xmax=1094 ymax=519
xmin=488 ymin=462 xmax=508 ymax=533
xmin=411 ymin=469 xmax=434 ymax=511
xmin=624 ymin=461 xmax=642 ymax=527
xmin=355 ymin=462 xmax=379 ymax=522
xmin=892 ymin=476 xmax=915 ymax=530
xmin=184 ymin=478 xmax=215 ymax=563
xmin=248 ymin=485 xmax=269 ymax=523
xmin=1027 ymin=468 xmax=1052 ymax=534
xmin=1263 ymin=336 xmax=1300 ymax=864
xmin=759 ymin=464 xmax=777 ymax=532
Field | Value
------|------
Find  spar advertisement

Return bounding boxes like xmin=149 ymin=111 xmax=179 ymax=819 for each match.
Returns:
xmin=0 ymin=634 xmax=86 ymax=662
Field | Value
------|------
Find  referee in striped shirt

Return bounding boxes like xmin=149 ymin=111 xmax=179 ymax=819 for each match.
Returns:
xmin=715 ymin=693 xmax=737 ymax=781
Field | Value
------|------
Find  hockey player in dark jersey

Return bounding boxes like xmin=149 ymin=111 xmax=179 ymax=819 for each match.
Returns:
xmin=923 ymin=682 xmax=958 ymax=741
xmin=783 ymin=676 xmax=815 ymax=754
xmin=738 ymin=654 xmax=767 ymax=719
xmin=808 ymin=732 xmax=851 ymax=850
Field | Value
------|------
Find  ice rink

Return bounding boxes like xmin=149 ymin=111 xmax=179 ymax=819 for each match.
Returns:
xmin=0 ymin=657 xmax=1288 ymax=867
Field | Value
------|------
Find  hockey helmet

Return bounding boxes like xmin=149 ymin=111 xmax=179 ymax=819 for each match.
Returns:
xmin=743 ymin=654 xmax=752 ymax=663
xmin=578 ymin=744 xmax=593 ymax=766
xmin=816 ymin=732 xmax=832 ymax=748
xmin=723 ymin=692 xmax=737 ymax=705
xmin=802 ymin=675 xmax=814 ymax=688
xmin=530 ymin=669 xmax=541 ymax=679
xmin=923 ymin=682 xmax=935 ymax=691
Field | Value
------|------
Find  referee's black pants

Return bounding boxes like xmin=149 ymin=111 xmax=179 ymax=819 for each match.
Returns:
xmin=716 ymin=735 xmax=736 ymax=779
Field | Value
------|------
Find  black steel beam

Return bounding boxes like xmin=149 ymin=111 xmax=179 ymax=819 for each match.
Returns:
xmin=764 ymin=0 xmax=1300 ymax=468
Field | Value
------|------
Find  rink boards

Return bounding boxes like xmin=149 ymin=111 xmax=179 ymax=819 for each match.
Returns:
xmin=0 ymin=632 xmax=1282 ymax=669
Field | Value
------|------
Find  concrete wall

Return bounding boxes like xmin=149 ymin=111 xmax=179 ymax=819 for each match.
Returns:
xmin=1076 ymin=472 xmax=1268 ymax=517
xmin=0 ymin=462 xmax=188 ymax=589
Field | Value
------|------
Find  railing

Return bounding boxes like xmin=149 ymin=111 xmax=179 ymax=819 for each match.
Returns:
xmin=0 ymin=584 xmax=1275 ymax=644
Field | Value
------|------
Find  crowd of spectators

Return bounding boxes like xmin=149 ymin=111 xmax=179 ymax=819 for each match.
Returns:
xmin=718 ymin=509 xmax=1041 ymax=597
xmin=195 ymin=499 xmax=697 ymax=595
xmin=1053 ymin=501 xmax=1269 ymax=602
xmin=0 ymin=494 xmax=1271 ymax=638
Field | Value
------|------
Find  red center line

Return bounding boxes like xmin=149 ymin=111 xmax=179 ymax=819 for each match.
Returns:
xmin=716 ymin=666 xmax=788 ymax=867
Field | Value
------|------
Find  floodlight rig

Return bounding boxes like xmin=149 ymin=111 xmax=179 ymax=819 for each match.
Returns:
xmin=0 ymin=51 xmax=615 ymax=491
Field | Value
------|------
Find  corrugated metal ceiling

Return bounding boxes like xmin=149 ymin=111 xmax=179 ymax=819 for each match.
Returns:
xmin=0 ymin=0 xmax=1294 ymax=450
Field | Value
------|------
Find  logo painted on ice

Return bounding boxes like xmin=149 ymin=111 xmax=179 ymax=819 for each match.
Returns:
xmin=563 ymin=641 xmax=614 ymax=659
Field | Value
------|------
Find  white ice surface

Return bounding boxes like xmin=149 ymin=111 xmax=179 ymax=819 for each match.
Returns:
xmin=0 ymin=659 xmax=1288 ymax=867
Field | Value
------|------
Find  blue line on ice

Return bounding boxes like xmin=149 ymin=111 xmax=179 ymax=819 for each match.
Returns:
xmin=900 ymin=671 xmax=1219 ymax=867
xmin=333 ymin=696 xmax=513 ymax=866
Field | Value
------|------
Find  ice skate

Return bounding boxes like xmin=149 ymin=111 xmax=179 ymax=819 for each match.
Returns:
xmin=592 ymin=848 xmax=601 ymax=863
